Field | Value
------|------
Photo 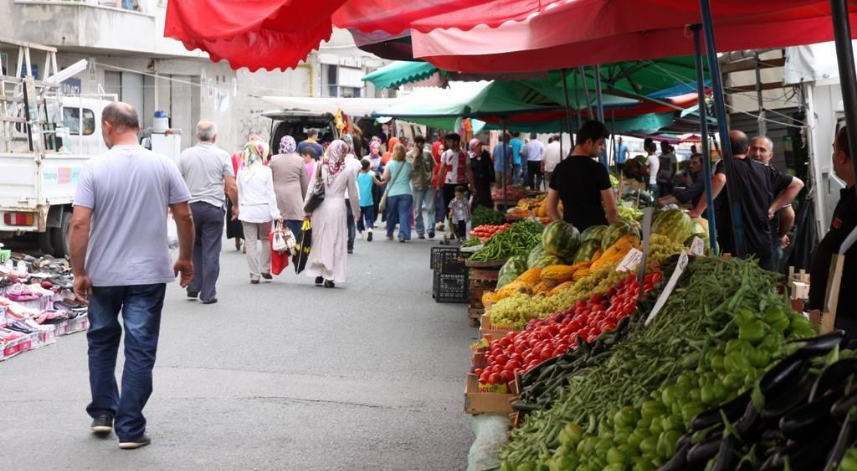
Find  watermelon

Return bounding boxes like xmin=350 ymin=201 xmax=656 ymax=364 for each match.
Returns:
xmin=527 ymin=243 xmax=546 ymax=268
xmin=497 ymin=256 xmax=529 ymax=288
xmin=686 ymin=217 xmax=711 ymax=249
xmin=651 ymin=209 xmax=697 ymax=245
xmin=580 ymin=225 xmax=608 ymax=244
xmin=529 ymin=253 xmax=565 ymax=269
xmin=574 ymin=239 xmax=601 ymax=264
xmin=601 ymin=221 xmax=641 ymax=249
xmin=542 ymin=220 xmax=581 ymax=259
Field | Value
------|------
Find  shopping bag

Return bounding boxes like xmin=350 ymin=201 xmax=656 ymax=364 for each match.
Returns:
xmin=269 ymin=231 xmax=290 ymax=275
xmin=292 ymin=219 xmax=312 ymax=274
xmin=271 ymin=221 xmax=287 ymax=252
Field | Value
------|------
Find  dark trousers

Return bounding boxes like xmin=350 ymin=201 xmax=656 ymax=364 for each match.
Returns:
xmin=658 ymin=182 xmax=674 ymax=198
xmin=358 ymin=205 xmax=375 ymax=231
xmin=86 ymin=283 xmax=166 ymax=441
xmin=346 ymin=199 xmax=356 ymax=251
xmin=188 ymin=202 xmax=224 ymax=302
xmin=526 ymin=161 xmax=543 ymax=190
xmin=455 ymin=220 xmax=467 ymax=239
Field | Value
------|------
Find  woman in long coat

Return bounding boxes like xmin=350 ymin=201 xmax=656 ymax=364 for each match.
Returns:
xmin=303 ymin=140 xmax=360 ymax=288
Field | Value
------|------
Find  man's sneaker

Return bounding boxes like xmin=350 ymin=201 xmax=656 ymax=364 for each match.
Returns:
xmin=367 ymin=232 xmax=373 ymax=242
xmin=119 ymin=434 xmax=151 ymax=450
xmin=186 ymin=291 xmax=198 ymax=299
xmin=418 ymin=234 xmax=426 ymax=240
xmin=91 ymin=415 xmax=113 ymax=435
xmin=428 ymin=231 xmax=435 ymax=239
xmin=201 ymin=298 xmax=218 ymax=305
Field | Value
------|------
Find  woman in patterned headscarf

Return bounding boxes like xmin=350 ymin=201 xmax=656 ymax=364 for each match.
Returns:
xmin=469 ymin=138 xmax=495 ymax=209
xmin=237 ymin=139 xmax=281 ymax=284
xmin=303 ymin=140 xmax=361 ymax=288
xmin=270 ymin=135 xmax=309 ymax=238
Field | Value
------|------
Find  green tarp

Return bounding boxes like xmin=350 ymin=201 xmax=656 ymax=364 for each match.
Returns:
xmin=361 ymin=61 xmax=439 ymax=89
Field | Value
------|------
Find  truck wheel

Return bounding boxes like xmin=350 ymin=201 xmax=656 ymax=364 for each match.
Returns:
xmin=38 ymin=231 xmax=55 ymax=256
xmin=52 ymin=211 xmax=72 ymax=259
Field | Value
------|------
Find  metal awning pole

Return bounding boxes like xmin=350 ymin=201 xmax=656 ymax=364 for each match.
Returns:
xmin=561 ymin=69 xmax=575 ymax=137
xmin=502 ymin=119 xmax=508 ymax=210
xmin=699 ymin=0 xmax=746 ymax=258
xmin=594 ymin=64 xmax=608 ymax=169
xmin=579 ymin=66 xmax=594 ymax=122
xmin=692 ymin=25 xmax=719 ymax=254
xmin=830 ymin=0 xmax=857 ymax=201
xmin=754 ymin=53 xmax=767 ymax=137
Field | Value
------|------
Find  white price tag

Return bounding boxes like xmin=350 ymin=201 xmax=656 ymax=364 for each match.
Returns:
xmin=690 ymin=236 xmax=705 ymax=256
xmin=645 ymin=250 xmax=689 ymax=326
xmin=617 ymin=248 xmax=643 ymax=273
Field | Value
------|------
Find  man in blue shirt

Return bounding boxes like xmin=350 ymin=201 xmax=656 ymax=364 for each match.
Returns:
xmin=614 ymin=136 xmax=629 ymax=175
xmin=493 ymin=134 xmax=513 ymax=193
xmin=510 ymin=132 xmax=524 ymax=185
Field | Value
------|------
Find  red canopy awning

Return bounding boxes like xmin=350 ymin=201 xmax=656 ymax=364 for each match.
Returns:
xmin=413 ymin=0 xmax=857 ymax=73
xmin=165 ymin=0 xmax=348 ymax=71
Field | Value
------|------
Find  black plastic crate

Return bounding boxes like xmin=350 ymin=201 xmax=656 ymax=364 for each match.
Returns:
xmin=430 ymin=246 xmax=460 ymax=270
xmin=433 ymin=270 xmax=469 ymax=303
xmin=430 ymin=247 xmax=468 ymax=274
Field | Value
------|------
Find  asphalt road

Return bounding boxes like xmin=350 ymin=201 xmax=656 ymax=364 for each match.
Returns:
xmin=0 ymin=233 xmax=476 ymax=470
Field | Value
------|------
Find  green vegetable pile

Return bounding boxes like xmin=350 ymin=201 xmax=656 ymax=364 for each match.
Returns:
xmin=473 ymin=206 xmax=507 ymax=227
xmin=469 ymin=220 xmax=543 ymax=262
xmin=462 ymin=237 xmax=482 ymax=248
xmin=499 ymin=256 xmax=815 ymax=471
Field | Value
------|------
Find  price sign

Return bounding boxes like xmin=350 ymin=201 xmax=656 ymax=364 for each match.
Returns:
xmin=645 ymin=250 xmax=689 ymax=326
xmin=617 ymin=248 xmax=643 ymax=272
xmin=690 ymin=237 xmax=705 ymax=256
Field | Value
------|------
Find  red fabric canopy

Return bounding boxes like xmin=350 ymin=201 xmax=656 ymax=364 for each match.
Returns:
xmin=165 ymin=0 xmax=347 ymax=71
xmin=413 ymin=0 xmax=857 ymax=73
xmin=332 ymin=0 xmax=539 ymax=35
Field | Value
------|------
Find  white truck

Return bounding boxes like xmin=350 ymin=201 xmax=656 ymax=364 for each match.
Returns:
xmin=0 ymin=38 xmax=112 ymax=258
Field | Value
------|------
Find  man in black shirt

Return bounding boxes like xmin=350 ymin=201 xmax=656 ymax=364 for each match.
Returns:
xmin=546 ymin=120 xmax=618 ymax=231
xmin=658 ymin=153 xmax=705 ymax=210
xmin=809 ymin=126 xmax=857 ymax=335
xmin=748 ymin=136 xmax=796 ymax=269
xmin=688 ymin=131 xmax=803 ymax=270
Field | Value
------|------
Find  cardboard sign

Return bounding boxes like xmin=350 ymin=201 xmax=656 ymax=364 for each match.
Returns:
xmin=645 ymin=250 xmax=689 ymax=326
xmin=617 ymin=248 xmax=644 ymax=273
xmin=690 ymin=237 xmax=705 ymax=256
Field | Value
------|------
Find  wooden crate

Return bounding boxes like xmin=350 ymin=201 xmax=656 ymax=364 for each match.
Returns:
xmin=479 ymin=314 xmax=517 ymax=340
xmin=464 ymin=373 xmax=517 ymax=415
xmin=467 ymin=261 xmax=503 ymax=328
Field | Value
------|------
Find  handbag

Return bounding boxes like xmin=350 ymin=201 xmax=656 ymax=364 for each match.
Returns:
xmin=271 ymin=221 xmax=288 ymax=253
xmin=378 ymin=161 xmax=406 ymax=213
xmin=303 ymin=163 xmax=325 ymax=213
xmin=269 ymin=230 xmax=290 ymax=275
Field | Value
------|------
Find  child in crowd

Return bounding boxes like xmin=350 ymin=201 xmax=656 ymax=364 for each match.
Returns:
xmin=448 ymin=185 xmax=471 ymax=241
xmin=357 ymin=158 xmax=383 ymax=241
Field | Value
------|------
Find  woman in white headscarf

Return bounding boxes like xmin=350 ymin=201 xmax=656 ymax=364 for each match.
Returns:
xmin=237 ymin=139 xmax=281 ymax=284
xmin=304 ymin=140 xmax=360 ymax=288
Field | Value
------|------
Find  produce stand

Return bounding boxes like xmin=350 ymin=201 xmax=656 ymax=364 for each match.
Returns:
xmin=465 ymin=258 xmax=506 ymax=328
xmin=493 ymin=198 xmax=520 ymax=212
xmin=479 ymin=314 xmax=516 ymax=340
xmin=464 ymin=374 xmax=517 ymax=415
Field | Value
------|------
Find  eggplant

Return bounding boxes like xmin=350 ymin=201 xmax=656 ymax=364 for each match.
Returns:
xmin=761 ymin=367 xmax=816 ymax=423
xmin=656 ymin=434 xmax=693 ymax=471
xmin=778 ymin=388 xmax=841 ymax=441
xmin=759 ymin=355 xmax=808 ymax=399
xmin=735 ymin=400 xmax=763 ymax=442
xmin=708 ymin=433 xmax=742 ymax=471
xmin=780 ymin=428 xmax=838 ymax=471
xmin=759 ymin=450 xmax=785 ymax=471
xmin=810 ymin=358 xmax=857 ymax=401
xmin=831 ymin=388 xmax=857 ymax=419
xmin=686 ymin=432 xmax=723 ymax=465
xmin=792 ymin=330 xmax=848 ymax=359
xmin=690 ymin=389 xmax=752 ymax=431
xmin=823 ymin=417 xmax=857 ymax=471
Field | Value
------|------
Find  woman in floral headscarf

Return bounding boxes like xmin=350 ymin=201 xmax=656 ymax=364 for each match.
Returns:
xmin=237 ymin=139 xmax=281 ymax=284
xmin=303 ymin=140 xmax=361 ymax=288
xmin=364 ymin=139 xmax=384 ymax=225
xmin=270 ymin=135 xmax=309 ymax=237
xmin=469 ymin=138 xmax=495 ymax=209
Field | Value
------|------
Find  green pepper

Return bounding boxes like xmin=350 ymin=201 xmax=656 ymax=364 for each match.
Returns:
xmin=763 ymin=306 xmax=790 ymax=332
xmin=612 ymin=429 xmax=630 ymax=445
xmin=606 ymin=447 xmax=627 ymax=465
xmin=661 ymin=414 xmax=684 ymax=432
xmin=516 ymin=462 xmax=535 ymax=471
xmin=840 ymin=451 xmax=857 ymax=471
xmin=558 ymin=456 xmax=577 ymax=471
xmin=661 ymin=386 xmax=679 ymax=409
xmin=708 ymin=353 xmax=726 ymax=372
xmin=788 ymin=325 xmax=816 ymax=340
xmin=726 ymin=339 xmax=752 ymax=355
xmin=626 ymin=429 xmax=647 ymax=451
xmin=747 ymin=346 xmax=771 ymax=368
xmin=560 ymin=423 xmax=584 ymax=445
xmin=632 ymin=460 xmax=653 ymax=471
xmin=602 ymin=465 xmax=624 ymax=471
xmin=535 ymin=464 xmax=549 ymax=471
xmin=639 ymin=436 xmax=658 ymax=456
xmin=681 ymin=403 xmax=705 ymax=424
xmin=725 ymin=350 xmax=752 ymax=374
xmin=577 ymin=436 xmax=595 ymax=456
xmin=790 ymin=314 xmax=813 ymax=330
xmin=595 ymin=438 xmax=616 ymax=455
xmin=700 ymin=382 xmax=716 ymax=405
xmin=614 ymin=406 xmax=638 ymax=430
xmin=722 ymin=373 xmax=744 ymax=391
xmin=648 ymin=417 xmax=664 ymax=436
xmin=734 ymin=308 xmax=756 ymax=327
xmin=657 ymin=430 xmax=683 ymax=458
xmin=738 ymin=319 xmax=768 ymax=344
xmin=641 ymin=401 xmax=666 ymax=421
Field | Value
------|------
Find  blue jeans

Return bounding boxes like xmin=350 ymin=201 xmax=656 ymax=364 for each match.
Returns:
xmin=412 ymin=188 xmax=435 ymax=236
xmin=386 ymin=193 xmax=414 ymax=240
xmin=86 ymin=283 xmax=166 ymax=441
xmin=513 ymin=163 xmax=523 ymax=184
xmin=358 ymin=205 xmax=375 ymax=232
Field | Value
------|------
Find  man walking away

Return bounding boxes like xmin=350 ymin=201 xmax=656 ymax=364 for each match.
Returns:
xmin=70 ymin=102 xmax=194 ymax=450
xmin=177 ymin=121 xmax=236 ymax=304
xmin=524 ymin=133 xmax=545 ymax=190
xmin=542 ymin=135 xmax=562 ymax=190
xmin=297 ymin=128 xmax=324 ymax=160
xmin=546 ymin=120 xmax=618 ymax=231
xmin=510 ymin=132 xmax=525 ymax=185
xmin=657 ymin=141 xmax=677 ymax=197
xmin=410 ymin=135 xmax=436 ymax=239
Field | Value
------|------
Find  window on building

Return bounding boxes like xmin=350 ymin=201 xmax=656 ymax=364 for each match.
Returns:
xmin=326 ymin=64 xmax=339 ymax=97
xmin=340 ymin=87 xmax=362 ymax=98
xmin=63 ymin=108 xmax=96 ymax=136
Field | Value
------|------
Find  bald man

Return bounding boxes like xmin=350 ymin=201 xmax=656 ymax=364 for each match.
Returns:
xmin=70 ymin=102 xmax=194 ymax=449
xmin=177 ymin=120 xmax=237 ymax=304
xmin=748 ymin=136 xmax=796 ymax=268
xmin=689 ymin=130 xmax=803 ymax=270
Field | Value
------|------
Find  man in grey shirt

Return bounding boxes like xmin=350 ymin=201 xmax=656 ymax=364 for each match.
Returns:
xmin=177 ymin=121 xmax=237 ymax=304
xmin=70 ymin=102 xmax=195 ymax=450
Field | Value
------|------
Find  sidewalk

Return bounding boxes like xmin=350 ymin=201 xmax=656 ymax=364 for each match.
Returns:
xmin=0 ymin=236 xmax=474 ymax=470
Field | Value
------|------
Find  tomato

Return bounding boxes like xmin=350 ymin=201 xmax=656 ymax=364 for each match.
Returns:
xmin=495 ymin=354 xmax=508 ymax=365
xmin=507 ymin=360 xmax=521 ymax=370
xmin=591 ymin=293 xmax=604 ymax=304
xmin=479 ymin=372 xmax=490 ymax=383
xmin=652 ymin=272 xmax=662 ymax=283
xmin=473 ymin=368 xmax=484 ymax=376
xmin=576 ymin=299 xmax=587 ymax=309
xmin=488 ymin=373 xmax=500 ymax=384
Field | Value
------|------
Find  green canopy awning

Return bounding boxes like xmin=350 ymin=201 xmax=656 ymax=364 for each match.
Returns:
xmin=361 ymin=61 xmax=439 ymax=89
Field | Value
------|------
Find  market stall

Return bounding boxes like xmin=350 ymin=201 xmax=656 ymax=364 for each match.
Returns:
xmin=0 ymin=251 xmax=89 ymax=362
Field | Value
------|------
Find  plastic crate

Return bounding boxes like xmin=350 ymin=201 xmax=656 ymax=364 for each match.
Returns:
xmin=431 ymin=247 xmax=468 ymax=274
xmin=430 ymin=246 xmax=460 ymax=270
xmin=433 ymin=270 xmax=469 ymax=303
